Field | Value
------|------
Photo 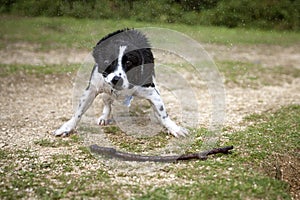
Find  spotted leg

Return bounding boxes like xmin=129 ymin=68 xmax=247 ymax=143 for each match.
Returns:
xmin=136 ymin=86 xmax=188 ymax=137
xmin=53 ymin=65 xmax=103 ymax=136
xmin=97 ymin=94 xmax=113 ymax=126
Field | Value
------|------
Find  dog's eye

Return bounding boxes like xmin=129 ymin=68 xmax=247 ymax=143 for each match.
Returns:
xmin=102 ymin=72 xmax=108 ymax=77
xmin=125 ymin=60 xmax=132 ymax=67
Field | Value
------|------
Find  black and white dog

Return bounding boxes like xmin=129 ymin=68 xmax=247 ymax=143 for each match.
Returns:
xmin=54 ymin=29 xmax=188 ymax=137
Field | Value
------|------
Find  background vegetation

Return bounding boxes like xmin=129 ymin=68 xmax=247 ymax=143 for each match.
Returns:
xmin=1 ymin=0 xmax=299 ymax=30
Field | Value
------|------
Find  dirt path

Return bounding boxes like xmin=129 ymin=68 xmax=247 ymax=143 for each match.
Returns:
xmin=1 ymin=42 xmax=300 ymax=68
xmin=1 ymin=43 xmax=300 ymax=147
xmin=1 ymin=71 xmax=299 ymax=148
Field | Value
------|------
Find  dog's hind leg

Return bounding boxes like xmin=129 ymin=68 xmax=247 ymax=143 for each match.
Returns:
xmin=97 ymin=94 xmax=113 ymax=126
xmin=53 ymin=65 xmax=104 ymax=136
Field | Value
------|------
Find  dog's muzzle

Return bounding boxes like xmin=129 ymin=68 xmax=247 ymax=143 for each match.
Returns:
xmin=111 ymin=76 xmax=124 ymax=90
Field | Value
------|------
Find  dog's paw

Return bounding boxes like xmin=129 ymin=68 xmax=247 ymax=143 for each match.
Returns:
xmin=163 ymin=118 xmax=189 ymax=137
xmin=53 ymin=120 xmax=76 ymax=137
xmin=97 ymin=116 xmax=112 ymax=126
xmin=168 ymin=125 xmax=189 ymax=137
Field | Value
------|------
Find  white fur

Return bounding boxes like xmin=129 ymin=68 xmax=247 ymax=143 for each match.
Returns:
xmin=104 ymin=46 xmax=129 ymax=89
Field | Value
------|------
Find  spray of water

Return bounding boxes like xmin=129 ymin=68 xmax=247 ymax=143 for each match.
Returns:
xmin=72 ymin=27 xmax=225 ymax=173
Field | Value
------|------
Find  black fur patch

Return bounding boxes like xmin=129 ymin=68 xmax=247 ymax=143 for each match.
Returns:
xmin=95 ymin=28 xmax=130 ymax=46
xmin=92 ymin=29 xmax=155 ymax=87
xmin=159 ymin=105 xmax=164 ymax=111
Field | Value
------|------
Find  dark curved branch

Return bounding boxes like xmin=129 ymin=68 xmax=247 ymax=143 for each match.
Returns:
xmin=89 ymin=144 xmax=233 ymax=162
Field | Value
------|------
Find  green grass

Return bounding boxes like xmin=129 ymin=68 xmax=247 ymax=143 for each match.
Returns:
xmin=34 ymin=134 xmax=82 ymax=148
xmin=104 ymin=126 xmax=170 ymax=153
xmin=0 ymin=63 xmax=79 ymax=77
xmin=1 ymin=16 xmax=299 ymax=51
xmin=139 ymin=105 xmax=299 ymax=199
xmin=235 ymin=105 xmax=299 ymax=160
xmin=138 ymin=177 xmax=290 ymax=200
xmin=217 ymin=61 xmax=300 ymax=88
xmin=1 ymin=60 xmax=299 ymax=89
xmin=0 ymin=148 xmax=112 ymax=199
xmin=1 ymin=105 xmax=298 ymax=199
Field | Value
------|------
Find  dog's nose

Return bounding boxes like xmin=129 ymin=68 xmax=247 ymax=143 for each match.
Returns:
xmin=111 ymin=76 xmax=123 ymax=86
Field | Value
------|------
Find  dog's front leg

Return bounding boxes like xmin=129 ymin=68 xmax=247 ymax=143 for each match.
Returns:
xmin=136 ymin=87 xmax=188 ymax=137
xmin=53 ymin=86 xmax=98 ymax=136
xmin=54 ymin=65 xmax=103 ymax=136
xmin=97 ymin=94 xmax=113 ymax=126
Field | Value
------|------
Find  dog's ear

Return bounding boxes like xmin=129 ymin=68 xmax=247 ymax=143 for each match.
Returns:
xmin=124 ymin=48 xmax=155 ymax=87
xmin=140 ymin=48 xmax=155 ymax=86
xmin=93 ymin=42 xmax=119 ymax=76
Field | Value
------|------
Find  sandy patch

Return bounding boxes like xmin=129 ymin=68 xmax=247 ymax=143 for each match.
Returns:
xmin=1 ymin=42 xmax=300 ymax=69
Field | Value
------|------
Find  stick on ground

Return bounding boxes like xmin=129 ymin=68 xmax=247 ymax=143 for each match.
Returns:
xmin=89 ymin=144 xmax=234 ymax=162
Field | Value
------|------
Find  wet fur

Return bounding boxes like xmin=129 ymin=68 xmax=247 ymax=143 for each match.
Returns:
xmin=54 ymin=29 xmax=188 ymax=137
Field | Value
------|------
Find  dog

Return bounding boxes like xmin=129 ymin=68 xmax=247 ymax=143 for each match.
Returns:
xmin=54 ymin=28 xmax=188 ymax=137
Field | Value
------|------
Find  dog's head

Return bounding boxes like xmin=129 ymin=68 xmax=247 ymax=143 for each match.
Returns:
xmin=93 ymin=29 xmax=155 ymax=90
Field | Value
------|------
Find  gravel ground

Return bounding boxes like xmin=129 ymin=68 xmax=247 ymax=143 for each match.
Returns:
xmin=0 ymin=43 xmax=299 ymax=198
xmin=1 ymin=43 xmax=299 ymax=150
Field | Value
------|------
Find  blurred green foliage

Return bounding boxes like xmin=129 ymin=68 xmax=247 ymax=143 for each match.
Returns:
xmin=0 ymin=0 xmax=299 ymax=30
